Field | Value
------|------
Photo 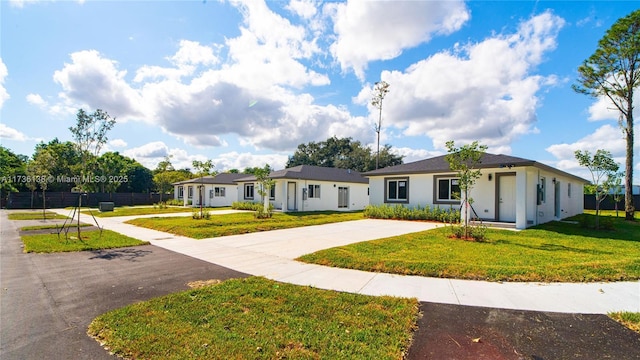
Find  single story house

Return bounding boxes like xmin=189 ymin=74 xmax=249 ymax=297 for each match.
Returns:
xmin=173 ymin=173 xmax=247 ymax=207
xmin=363 ymin=153 xmax=589 ymax=229
xmin=235 ymin=165 xmax=369 ymax=212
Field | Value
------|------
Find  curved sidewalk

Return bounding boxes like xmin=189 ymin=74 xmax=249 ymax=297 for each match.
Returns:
xmin=55 ymin=210 xmax=640 ymax=315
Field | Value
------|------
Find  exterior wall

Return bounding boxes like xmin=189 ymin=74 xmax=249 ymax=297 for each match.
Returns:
xmin=369 ymin=166 xmax=585 ymax=229
xmin=237 ymin=179 xmax=369 ymax=212
xmin=174 ymin=183 xmax=238 ymax=207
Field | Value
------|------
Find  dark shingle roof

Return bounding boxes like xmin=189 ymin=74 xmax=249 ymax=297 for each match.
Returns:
xmin=235 ymin=165 xmax=368 ymax=184
xmin=363 ymin=153 xmax=588 ymax=183
xmin=172 ymin=173 xmax=247 ymax=186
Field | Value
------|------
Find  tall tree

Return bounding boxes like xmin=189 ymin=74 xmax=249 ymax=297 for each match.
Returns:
xmin=26 ymin=149 xmax=55 ymax=218
xmin=68 ymin=108 xmax=116 ymax=193
xmin=192 ymin=160 xmax=214 ymax=218
xmin=253 ymin=164 xmax=275 ymax=218
xmin=33 ymin=139 xmax=82 ymax=191
xmin=445 ymin=140 xmax=488 ymax=239
xmin=573 ymin=9 xmax=639 ymax=221
xmin=575 ymin=149 xmax=620 ymax=229
xmin=0 ymin=145 xmax=28 ymax=195
xmin=286 ymin=136 xmax=403 ymax=172
xmin=371 ymin=81 xmax=390 ymax=170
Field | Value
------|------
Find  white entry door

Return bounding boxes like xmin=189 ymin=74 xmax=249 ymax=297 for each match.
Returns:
xmin=287 ymin=182 xmax=297 ymax=210
xmin=498 ymin=175 xmax=516 ymax=222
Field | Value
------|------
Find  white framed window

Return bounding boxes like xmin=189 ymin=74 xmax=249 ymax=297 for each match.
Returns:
xmin=188 ymin=186 xmax=193 ymax=199
xmin=269 ymin=186 xmax=275 ymax=200
xmin=568 ymin=183 xmax=571 ymax=198
xmin=435 ymin=177 xmax=460 ymax=203
xmin=385 ymin=178 xmax=408 ymax=202
xmin=244 ymin=183 xmax=254 ymax=200
xmin=308 ymin=184 xmax=320 ymax=198
xmin=539 ymin=177 xmax=546 ymax=203
xmin=209 ymin=189 xmax=214 ymax=198
xmin=215 ymin=187 xmax=226 ymax=197
xmin=177 ymin=186 xmax=184 ymax=199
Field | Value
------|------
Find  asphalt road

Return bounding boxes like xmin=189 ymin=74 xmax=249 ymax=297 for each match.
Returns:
xmin=0 ymin=211 xmax=248 ymax=359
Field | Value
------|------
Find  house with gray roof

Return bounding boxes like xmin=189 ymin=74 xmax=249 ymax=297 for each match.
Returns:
xmin=235 ymin=165 xmax=369 ymax=212
xmin=363 ymin=153 xmax=588 ymax=229
xmin=173 ymin=173 xmax=247 ymax=207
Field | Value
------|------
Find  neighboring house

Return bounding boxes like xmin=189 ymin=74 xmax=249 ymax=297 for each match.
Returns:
xmin=173 ymin=173 xmax=246 ymax=207
xmin=363 ymin=153 xmax=588 ymax=229
xmin=235 ymin=165 xmax=369 ymax=212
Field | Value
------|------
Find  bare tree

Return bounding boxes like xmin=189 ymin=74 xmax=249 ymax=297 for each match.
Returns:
xmin=371 ymin=81 xmax=390 ymax=170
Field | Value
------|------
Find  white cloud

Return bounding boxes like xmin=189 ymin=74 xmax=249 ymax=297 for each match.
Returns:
xmin=0 ymin=123 xmax=28 ymax=141
xmin=546 ymin=123 xmax=639 ymax=182
xmin=358 ymin=11 xmax=564 ymax=152
xmin=286 ymin=0 xmax=318 ymax=19
xmin=214 ymin=151 xmax=289 ymax=171
xmin=328 ymin=0 xmax=470 ymax=79
xmin=53 ymin=50 xmax=144 ymax=120
xmin=26 ymin=93 xmax=46 ymax=107
xmin=109 ymin=139 xmax=128 ymax=148
xmin=586 ymin=91 xmax=640 ymax=122
xmin=0 ymin=58 xmax=9 ymax=109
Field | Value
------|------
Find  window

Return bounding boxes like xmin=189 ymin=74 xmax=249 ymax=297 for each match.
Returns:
xmin=308 ymin=184 xmax=320 ymax=198
xmin=435 ymin=177 xmax=460 ymax=202
xmin=188 ymin=186 xmax=193 ymax=199
xmin=568 ymin=183 xmax=571 ymax=198
xmin=215 ymin=187 xmax=226 ymax=197
xmin=385 ymin=178 xmax=408 ymax=202
xmin=269 ymin=186 xmax=275 ymax=200
xmin=244 ymin=183 xmax=254 ymax=200
xmin=177 ymin=186 xmax=184 ymax=199
xmin=540 ymin=177 xmax=546 ymax=203
xmin=209 ymin=189 xmax=214 ymax=199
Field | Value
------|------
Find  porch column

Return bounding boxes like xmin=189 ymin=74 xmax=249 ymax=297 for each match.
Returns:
xmin=515 ymin=169 xmax=527 ymax=229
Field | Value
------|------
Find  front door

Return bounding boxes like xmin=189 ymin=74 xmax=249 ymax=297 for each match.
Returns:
xmin=498 ymin=175 xmax=516 ymax=222
xmin=287 ymin=182 xmax=297 ymax=211
xmin=338 ymin=187 xmax=349 ymax=208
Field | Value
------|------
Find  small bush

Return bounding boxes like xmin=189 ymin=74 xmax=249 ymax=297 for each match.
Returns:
xmin=364 ymin=204 xmax=459 ymax=223
xmin=192 ymin=209 xmax=211 ymax=220
xmin=232 ymin=201 xmax=262 ymax=211
xmin=153 ymin=201 xmax=168 ymax=209
xmin=254 ymin=203 xmax=274 ymax=219
xmin=165 ymin=199 xmax=183 ymax=206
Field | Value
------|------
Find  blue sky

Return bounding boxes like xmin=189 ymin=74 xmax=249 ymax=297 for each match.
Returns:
xmin=0 ymin=0 xmax=638 ymax=182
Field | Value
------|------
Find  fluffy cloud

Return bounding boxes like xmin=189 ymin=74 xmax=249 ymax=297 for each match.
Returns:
xmin=328 ymin=0 xmax=470 ymax=79
xmin=0 ymin=58 xmax=9 ymax=109
xmin=357 ymin=11 xmax=564 ymax=152
xmin=53 ymin=50 xmax=144 ymax=119
xmin=546 ymin=123 xmax=639 ymax=182
xmin=0 ymin=123 xmax=28 ymax=141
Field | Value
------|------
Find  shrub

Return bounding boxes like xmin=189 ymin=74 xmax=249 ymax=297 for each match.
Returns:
xmin=232 ymin=201 xmax=262 ymax=211
xmin=254 ymin=203 xmax=274 ymax=219
xmin=192 ymin=209 xmax=211 ymax=220
xmin=364 ymin=204 xmax=459 ymax=223
xmin=165 ymin=199 xmax=183 ymax=206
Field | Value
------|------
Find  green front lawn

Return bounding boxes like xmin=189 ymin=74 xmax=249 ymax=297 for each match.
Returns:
xmin=126 ymin=211 xmax=364 ymax=239
xmin=8 ymin=211 xmax=69 ymax=220
xmin=298 ymin=214 xmax=640 ymax=282
xmin=609 ymin=312 xmax=640 ymax=334
xmin=88 ymin=277 xmax=418 ymax=360
xmin=21 ymin=229 xmax=149 ymax=253
xmin=82 ymin=206 xmax=201 ymax=217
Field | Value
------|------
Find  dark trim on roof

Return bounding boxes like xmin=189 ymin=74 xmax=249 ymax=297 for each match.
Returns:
xmin=235 ymin=165 xmax=368 ymax=184
xmin=172 ymin=173 xmax=247 ymax=186
xmin=363 ymin=153 xmax=588 ymax=183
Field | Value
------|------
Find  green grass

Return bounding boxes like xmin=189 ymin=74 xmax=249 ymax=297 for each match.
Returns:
xmin=8 ymin=211 xmax=69 ymax=220
xmin=609 ymin=312 xmax=640 ymax=334
xmin=82 ymin=206 xmax=202 ymax=217
xmin=298 ymin=213 xmax=640 ymax=282
xmin=21 ymin=223 xmax=92 ymax=231
xmin=21 ymin=229 xmax=149 ymax=253
xmin=126 ymin=211 xmax=364 ymax=239
xmin=88 ymin=277 xmax=418 ymax=360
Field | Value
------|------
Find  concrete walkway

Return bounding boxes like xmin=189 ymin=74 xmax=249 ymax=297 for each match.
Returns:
xmin=52 ymin=209 xmax=640 ymax=314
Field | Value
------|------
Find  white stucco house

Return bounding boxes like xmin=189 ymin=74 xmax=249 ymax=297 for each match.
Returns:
xmin=173 ymin=173 xmax=247 ymax=207
xmin=363 ymin=153 xmax=589 ymax=229
xmin=235 ymin=165 xmax=369 ymax=212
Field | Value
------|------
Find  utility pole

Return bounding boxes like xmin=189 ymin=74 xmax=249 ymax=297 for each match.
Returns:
xmin=371 ymin=81 xmax=390 ymax=169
